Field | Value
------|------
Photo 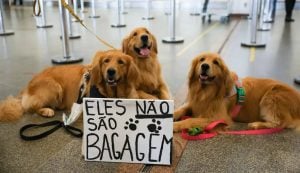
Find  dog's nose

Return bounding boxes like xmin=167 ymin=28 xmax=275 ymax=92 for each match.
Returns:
xmin=201 ymin=63 xmax=210 ymax=71
xmin=107 ymin=68 xmax=116 ymax=77
xmin=141 ymin=35 xmax=148 ymax=43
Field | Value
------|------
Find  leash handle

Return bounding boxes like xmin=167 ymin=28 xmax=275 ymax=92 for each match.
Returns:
xmin=20 ymin=120 xmax=82 ymax=141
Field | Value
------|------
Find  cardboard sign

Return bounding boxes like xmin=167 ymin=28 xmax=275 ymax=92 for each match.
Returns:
xmin=83 ymin=98 xmax=174 ymax=165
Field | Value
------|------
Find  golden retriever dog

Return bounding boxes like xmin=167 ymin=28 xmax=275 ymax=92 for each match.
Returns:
xmin=0 ymin=50 xmax=139 ymax=121
xmin=122 ymin=27 xmax=170 ymax=100
xmin=88 ymin=50 xmax=139 ymax=98
xmin=173 ymin=52 xmax=300 ymax=132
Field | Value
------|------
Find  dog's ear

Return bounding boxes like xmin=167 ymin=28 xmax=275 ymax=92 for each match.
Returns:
xmin=127 ymin=57 xmax=140 ymax=84
xmin=151 ymin=34 xmax=158 ymax=54
xmin=188 ymin=57 xmax=199 ymax=87
xmin=89 ymin=51 xmax=105 ymax=86
xmin=122 ymin=36 xmax=130 ymax=54
xmin=222 ymin=64 xmax=235 ymax=96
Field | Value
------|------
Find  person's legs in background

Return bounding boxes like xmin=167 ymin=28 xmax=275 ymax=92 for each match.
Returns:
xmin=285 ymin=0 xmax=296 ymax=22
xmin=294 ymin=77 xmax=300 ymax=84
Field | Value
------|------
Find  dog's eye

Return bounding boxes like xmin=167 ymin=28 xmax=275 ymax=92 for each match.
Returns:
xmin=118 ymin=59 xmax=125 ymax=65
xmin=146 ymin=30 xmax=149 ymax=34
xmin=200 ymin=57 xmax=205 ymax=62
xmin=133 ymin=32 xmax=137 ymax=36
xmin=213 ymin=60 xmax=219 ymax=65
xmin=103 ymin=59 xmax=110 ymax=63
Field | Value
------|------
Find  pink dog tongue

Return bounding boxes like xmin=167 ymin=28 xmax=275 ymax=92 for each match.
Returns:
xmin=140 ymin=48 xmax=150 ymax=56
xmin=200 ymin=75 xmax=208 ymax=80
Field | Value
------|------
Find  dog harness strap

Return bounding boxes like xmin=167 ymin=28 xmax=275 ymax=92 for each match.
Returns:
xmin=20 ymin=120 xmax=83 ymax=141
xmin=231 ymin=78 xmax=245 ymax=118
xmin=90 ymin=85 xmax=106 ymax=98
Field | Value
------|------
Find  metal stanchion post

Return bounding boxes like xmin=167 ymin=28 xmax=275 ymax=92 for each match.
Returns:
xmin=241 ymin=0 xmax=266 ymax=48
xmin=0 ymin=0 xmax=14 ymax=36
xmin=72 ymin=0 xmax=82 ymax=21
xmin=165 ymin=0 xmax=171 ymax=15
xmin=60 ymin=0 xmax=80 ymax=39
xmin=257 ymin=0 xmax=271 ymax=31
xmin=111 ymin=0 xmax=126 ymax=27
xmin=264 ymin=0 xmax=276 ymax=23
xmin=52 ymin=0 xmax=83 ymax=64
xmin=36 ymin=0 xmax=53 ymax=28
xmin=89 ymin=0 xmax=100 ymax=18
xmin=80 ymin=0 xmax=87 ymax=13
xmin=162 ymin=0 xmax=184 ymax=43
xmin=121 ymin=0 xmax=127 ymax=14
xmin=142 ymin=0 xmax=154 ymax=20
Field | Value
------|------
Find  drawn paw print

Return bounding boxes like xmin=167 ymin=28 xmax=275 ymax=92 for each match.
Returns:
xmin=147 ymin=119 xmax=162 ymax=133
xmin=124 ymin=118 xmax=139 ymax=131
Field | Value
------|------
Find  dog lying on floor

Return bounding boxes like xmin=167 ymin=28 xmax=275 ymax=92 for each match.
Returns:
xmin=122 ymin=27 xmax=170 ymax=100
xmin=173 ymin=52 xmax=300 ymax=132
xmin=0 ymin=50 xmax=139 ymax=121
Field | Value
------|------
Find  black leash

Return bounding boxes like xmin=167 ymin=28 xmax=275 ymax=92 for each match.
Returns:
xmin=19 ymin=77 xmax=105 ymax=141
xmin=20 ymin=120 xmax=82 ymax=141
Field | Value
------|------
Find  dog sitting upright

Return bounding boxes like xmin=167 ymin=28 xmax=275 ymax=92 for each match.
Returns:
xmin=174 ymin=52 xmax=300 ymax=132
xmin=122 ymin=27 xmax=170 ymax=100
xmin=0 ymin=50 xmax=139 ymax=121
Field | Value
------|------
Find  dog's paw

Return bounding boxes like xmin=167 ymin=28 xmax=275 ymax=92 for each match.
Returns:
xmin=248 ymin=122 xmax=261 ymax=129
xmin=173 ymin=122 xmax=182 ymax=133
xmin=37 ymin=108 xmax=55 ymax=117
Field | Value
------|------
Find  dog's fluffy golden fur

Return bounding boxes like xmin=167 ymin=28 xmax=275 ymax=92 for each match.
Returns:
xmin=0 ymin=50 xmax=139 ymax=121
xmin=174 ymin=52 xmax=300 ymax=132
xmin=122 ymin=27 xmax=170 ymax=99
xmin=88 ymin=50 xmax=139 ymax=98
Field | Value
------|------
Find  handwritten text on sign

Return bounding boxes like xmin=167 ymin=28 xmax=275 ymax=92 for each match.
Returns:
xmin=83 ymin=98 xmax=173 ymax=165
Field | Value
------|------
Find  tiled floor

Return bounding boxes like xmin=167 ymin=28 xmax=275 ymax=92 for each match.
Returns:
xmin=1 ymin=4 xmax=300 ymax=173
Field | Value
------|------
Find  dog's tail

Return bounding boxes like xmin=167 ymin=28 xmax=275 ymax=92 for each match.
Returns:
xmin=0 ymin=96 xmax=24 ymax=122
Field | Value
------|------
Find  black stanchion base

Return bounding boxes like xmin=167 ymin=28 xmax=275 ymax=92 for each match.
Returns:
xmin=142 ymin=16 xmax=154 ymax=20
xmin=111 ymin=24 xmax=126 ymax=28
xmin=36 ymin=25 xmax=53 ymax=28
xmin=162 ymin=37 xmax=184 ymax=44
xmin=88 ymin=15 xmax=100 ymax=18
xmin=0 ymin=30 xmax=14 ymax=36
xmin=122 ymin=11 xmax=128 ymax=14
xmin=52 ymin=56 xmax=83 ymax=64
xmin=60 ymin=35 xmax=81 ymax=39
xmin=190 ymin=13 xmax=201 ymax=16
xmin=294 ymin=77 xmax=300 ymax=85
xmin=241 ymin=42 xmax=266 ymax=48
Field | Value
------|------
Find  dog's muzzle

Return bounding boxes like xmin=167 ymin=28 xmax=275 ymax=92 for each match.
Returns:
xmin=106 ymin=68 xmax=120 ymax=86
xmin=199 ymin=64 xmax=215 ymax=82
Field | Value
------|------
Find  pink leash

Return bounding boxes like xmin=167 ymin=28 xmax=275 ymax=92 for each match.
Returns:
xmin=180 ymin=116 xmax=283 ymax=140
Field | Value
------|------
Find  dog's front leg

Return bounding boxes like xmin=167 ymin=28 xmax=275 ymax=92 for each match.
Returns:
xmin=173 ymin=104 xmax=191 ymax=121
xmin=137 ymin=90 xmax=159 ymax=99
xmin=157 ymin=78 xmax=170 ymax=100
xmin=173 ymin=117 xmax=211 ymax=132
